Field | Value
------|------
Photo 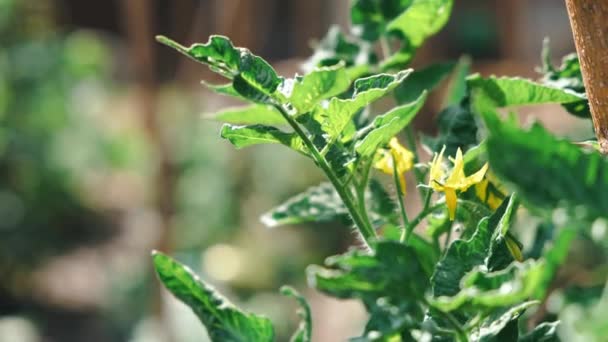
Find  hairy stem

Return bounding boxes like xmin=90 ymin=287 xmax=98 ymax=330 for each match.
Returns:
xmin=274 ymin=105 xmax=376 ymax=246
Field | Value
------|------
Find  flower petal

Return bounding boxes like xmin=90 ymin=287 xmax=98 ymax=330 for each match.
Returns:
xmin=445 ymin=187 xmax=458 ymax=221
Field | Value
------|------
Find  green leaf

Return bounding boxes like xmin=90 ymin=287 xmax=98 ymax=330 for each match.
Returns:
xmin=394 ymin=62 xmax=455 ymax=104
xmin=280 ymin=286 xmax=312 ymax=342
xmin=467 ymin=74 xmax=584 ymax=108
xmin=519 ymin=321 xmax=560 ymax=342
xmin=486 ymin=194 xmax=520 ymax=271
xmin=317 ymin=70 xmax=411 ymax=139
xmin=308 ymin=241 xmax=427 ymax=337
xmin=152 ymin=252 xmax=275 ymax=342
xmin=445 ymin=56 xmax=471 ymax=107
xmin=431 ymin=196 xmax=514 ymax=297
xmin=209 ymin=104 xmax=287 ymax=125
xmin=305 ymin=26 xmax=376 ymax=74
xmin=260 ymin=183 xmax=348 ymax=228
xmin=355 ymin=91 xmax=427 ymax=158
xmin=220 ymin=124 xmax=307 ymax=154
xmin=283 ymin=63 xmax=351 ymax=113
xmin=431 ymin=260 xmax=545 ymax=312
xmin=157 ymin=35 xmax=281 ymax=103
xmin=423 ymin=99 xmax=478 ymax=155
xmin=473 ymin=301 xmax=538 ymax=342
xmin=350 ymin=0 xmax=413 ymax=41
xmin=540 ymin=39 xmax=588 ymax=118
xmin=386 ymin=0 xmax=453 ymax=48
xmin=261 ymin=180 xmax=399 ymax=229
xmin=485 ymin=120 xmax=608 ymax=219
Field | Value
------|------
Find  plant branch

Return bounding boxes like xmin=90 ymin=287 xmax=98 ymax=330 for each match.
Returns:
xmin=274 ymin=104 xmax=376 ymax=246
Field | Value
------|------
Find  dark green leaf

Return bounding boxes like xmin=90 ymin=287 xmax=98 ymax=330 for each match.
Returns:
xmin=486 ymin=195 xmax=520 ymax=271
xmin=152 ymin=252 xmax=275 ymax=342
xmin=260 ymin=183 xmax=348 ymax=228
xmin=308 ymin=241 xmax=427 ymax=337
xmin=431 ymin=260 xmax=545 ymax=312
xmin=423 ymin=100 xmax=478 ymax=155
xmin=355 ymin=91 xmax=427 ymax=158
xmin=485 ymin=119 xmax=608 ymax=219
xmin=280 ymin=286 xmax=312 ymax=342
xmin=473 ymin=301 xmax=538 ymax=342
xmin=157 ymin=35 xmax=281 ymax=102
xmin=394 ymin=62 xmax=455 ymax=104
xmin=519 ymin=321 xmax=560 ymax=342
xmin=445 ymin=56 xmax=471 ymax=107
xmin=209 ymin=104 xmax=287 ymax=125
xmin=431 ymin=196 xmax=514 ymax=297
xmin=220 ymin=124 xmax=307 ymax=154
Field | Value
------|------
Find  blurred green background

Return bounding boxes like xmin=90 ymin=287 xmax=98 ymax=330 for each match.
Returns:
xmin=0 ymin=0 xmax=594 ymax=341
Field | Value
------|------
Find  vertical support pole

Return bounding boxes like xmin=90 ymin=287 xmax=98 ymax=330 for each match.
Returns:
xmin=565 ymin=1 xmax=608 ymax=153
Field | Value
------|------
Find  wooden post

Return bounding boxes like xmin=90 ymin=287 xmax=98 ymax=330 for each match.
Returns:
xmin=565 ymin=1 xmax=608 ymax=153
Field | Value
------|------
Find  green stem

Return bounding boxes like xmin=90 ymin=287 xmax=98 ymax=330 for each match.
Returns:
xmin=274 ymin=105 xmax=376 ymax=246
xmin=356 ymin=158 xmax=374 ymax=230
xmin=403 ymin=201 xmax=443 ymax=243
xmin=443 ymin=219 xmax=455 ymax=254
xmin=391 ymin=154 xmax=411 ymax=243
xmin=406 ymin=126 xmax=427 ymax=200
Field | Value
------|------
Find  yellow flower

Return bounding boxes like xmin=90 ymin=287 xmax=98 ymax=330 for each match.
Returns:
xmin=374 ymin=138 xmax=414 ymax=194
xmin=428 ymin=146 xmax=488 ymax=220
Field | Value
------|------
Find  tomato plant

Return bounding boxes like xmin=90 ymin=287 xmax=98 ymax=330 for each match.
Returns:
xmin=152 ymin=1 xmax=608 ymax=340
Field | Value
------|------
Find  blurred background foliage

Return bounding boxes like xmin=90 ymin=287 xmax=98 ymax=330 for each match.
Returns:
xmin=0 ymin=0 xmax=599 ymax=341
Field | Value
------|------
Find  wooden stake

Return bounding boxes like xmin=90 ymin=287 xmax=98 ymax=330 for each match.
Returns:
xmin=565 ymin=1 xmax=608 ymax=153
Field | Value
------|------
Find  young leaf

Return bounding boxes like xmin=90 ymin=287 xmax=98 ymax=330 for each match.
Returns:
xmin=394 ymin=62 xmax=455 ymax=104
xmin=220 ymin=124 xmax=307 ymax=154
xmin=540 ymin=40 xmax=589 ymax=118
xmin=486 ymin=194 xmax=520 ymax=271
xmin=157 ymin=35 xmax=282 ymax=103
xmin=355 ymin=91 xmax=427 ymax=158
xmin=280 ymin=286 xmax=312 ymax=342
xmin=445 ymin=56 xmax=471 ymax=107
xmin=260 ymin=183 xmax=348 ymax=228
xmin=209 ymin=104 xmax=287 ymax=126
xmin=284 ymin=63 xmax=351 ymax=113
xmin=317 ymin=70 xmax=411 ymax=139
xmin=431 ymin=196 xmax=514 ymax=297
xmin=152 ymin=252 xmax=275 ymax=341
xmin=467 ymin=74 xmax=584 ymax=108
xmin=304 ymin=25 xmax=376 ymax=77
xmin=485 ymin=120 xmax=608 ymax=219
xmin=386 ymin=0 xmax=453 ymax=48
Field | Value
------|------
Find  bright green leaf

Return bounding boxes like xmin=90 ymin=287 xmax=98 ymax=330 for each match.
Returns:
xmin=473 ymin=301 xmax=538 ymax=342
xmin=386 ymin=0 xmax=453 ymax=48
xmin=355 ymin=91 xmax=426 ymax=158
xmin=350 ymin=0 xmax=413 ymax=41
xmin=209 ymin=104 xmax=287 ymax=125
xmin=467 ymin=74 xmax=584 ymax=108
xmin=152 ymin=252 xmax=275 ymax=342
xmin=318 ymin=70 xmax=411 ymax=139
xmin=283 ymin=63 xmax=351 ymax=113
